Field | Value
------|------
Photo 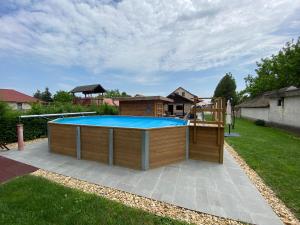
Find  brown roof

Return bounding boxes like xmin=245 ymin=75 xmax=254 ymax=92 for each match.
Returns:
xmin=237 ymin=86 xmax=300 ymax=108
xmin=264 ymin=86 xmax=300 ymax=98
xmin=117 ymin=96 xmax=173 ymax=103
xmin=70 ymin=84 xmax=106 ymax=94
xmin=167 ymin=92 xmax=194 ymax=103
xmin=0 ymin=89 xmax=39 ymax=103
xmin=237 ymin=95 xmax=269 ymax=108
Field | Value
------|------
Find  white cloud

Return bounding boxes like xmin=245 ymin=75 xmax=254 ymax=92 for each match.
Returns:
xmin=0 ymin=0 xmax=299 ymax=84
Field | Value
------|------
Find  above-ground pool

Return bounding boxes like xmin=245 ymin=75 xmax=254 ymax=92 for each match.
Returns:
xmin=48 ymin=116 xmax=189 ymax=170
xmin=53 ymin=116 xmax=187 ymax=129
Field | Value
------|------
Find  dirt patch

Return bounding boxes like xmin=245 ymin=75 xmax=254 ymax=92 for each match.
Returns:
xmin=6 ymin=138 xmax=47 ymax=150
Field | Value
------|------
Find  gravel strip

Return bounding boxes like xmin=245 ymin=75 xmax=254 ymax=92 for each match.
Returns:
xmin=6 ymin=138 xmax=47 ymax=150
xmin=225 ymin=142 xmax=299 ymax=225
xmin=32 ymin=169 xmax=244 ymax=225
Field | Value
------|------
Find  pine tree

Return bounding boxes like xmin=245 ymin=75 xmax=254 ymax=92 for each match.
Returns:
xmin=213 ymin=73 xmax=237 ymax=104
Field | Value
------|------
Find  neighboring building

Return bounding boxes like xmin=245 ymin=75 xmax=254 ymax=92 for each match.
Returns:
xmin=0 ymin=89 xmax=39 ymax=110
xmin=70 ymin=84 xmax=106 ymax=105
xmin=103 ymin=98 xmax=119 ymax=107
xmin=237 ymin=86 xmax=300 ymax=128
xmin=118 ymin=96 xmax=173 ymax=117
xmin=166 ymin=87 xmax=197 ymax=117
xmin=236 ymin=95 xmax=270 ymax=121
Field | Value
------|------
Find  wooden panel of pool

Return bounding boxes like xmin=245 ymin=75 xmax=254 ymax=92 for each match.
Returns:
xmin=48 ymin=122 xmax=224 ymax=170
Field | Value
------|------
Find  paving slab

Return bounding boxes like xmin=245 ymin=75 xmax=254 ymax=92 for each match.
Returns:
xmin=0 ymin=140 xmax=283 ymax=225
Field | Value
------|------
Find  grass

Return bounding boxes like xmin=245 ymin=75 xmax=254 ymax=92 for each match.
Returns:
xmin=225 ymin=118 xmax=300 ymax=219
xmin=0 ymin=175 xmax=189 ymax=225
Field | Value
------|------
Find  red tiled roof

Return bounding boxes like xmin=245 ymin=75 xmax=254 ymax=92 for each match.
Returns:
xmin=0 ymin=89 xmax=39 ymax=103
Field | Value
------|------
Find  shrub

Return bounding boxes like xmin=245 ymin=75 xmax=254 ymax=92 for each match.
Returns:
xmin=0 ymin=102 xmax=119 ymax=143
xmin=254 ymin=119 xmax=265 ymax=126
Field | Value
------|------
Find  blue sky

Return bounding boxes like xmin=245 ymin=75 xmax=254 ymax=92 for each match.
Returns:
xmin=0 ymin=0 xmax=299 ymax=97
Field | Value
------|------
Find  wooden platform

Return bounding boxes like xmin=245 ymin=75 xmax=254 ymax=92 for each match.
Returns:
xmin=189 ymin=125 xmax=224 ymax=163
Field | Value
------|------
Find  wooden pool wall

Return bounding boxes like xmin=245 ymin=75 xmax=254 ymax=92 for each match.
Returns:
xmin=48 ymin=123 xmax=224 ymax=170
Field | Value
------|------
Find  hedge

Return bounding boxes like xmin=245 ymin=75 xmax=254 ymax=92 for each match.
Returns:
xmin=0 ymin=117 xmax=48 ymax=143
xmin=0 ymin=102 xmax=118 ymax=143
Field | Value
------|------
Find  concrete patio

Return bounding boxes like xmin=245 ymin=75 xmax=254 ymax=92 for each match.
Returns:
xmin=1 ymin=140 xmax=282 ymax=225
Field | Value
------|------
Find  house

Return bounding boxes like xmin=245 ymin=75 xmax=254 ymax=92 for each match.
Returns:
xmin=0 ymin=89 xmax=39 ymax=110
xmin=237 ymin=86 xmax=300 ymax=129
xmin=165 ymin=87 xmax=198 ymax=117
xmin=70 ymin=84 xmax=106 ymax=105
xmin=118 ymin=96 xmax=173 ymax=117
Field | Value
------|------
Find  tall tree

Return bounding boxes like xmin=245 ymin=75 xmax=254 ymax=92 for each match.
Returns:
xmin=41 ymin=87 xmax=53 ymax=102
xmin=245 ymin=37 xmax=300 ymax=97
xmin=33 ymin=90 xmax=43 ymax=100
xmin=213 ymin=73 xmax=237 ymax=104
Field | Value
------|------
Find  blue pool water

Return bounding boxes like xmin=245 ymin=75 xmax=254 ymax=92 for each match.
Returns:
xmin=53 ymin=116 xmax=187 ymax=129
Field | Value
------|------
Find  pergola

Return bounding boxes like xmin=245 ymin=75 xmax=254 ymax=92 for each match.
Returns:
xmin=70 ymin=84 xmax=106 ymax=98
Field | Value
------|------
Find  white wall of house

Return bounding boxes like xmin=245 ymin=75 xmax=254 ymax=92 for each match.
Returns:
xmin=269 ymin=96 xmax=300 ymax=127
xmin=240 ymin=95 xmax=300 ymax=128
xmin=8 ymin=102 xmax=32 ymax=110
xmin=241 ymin=107 xmax=269 ymax=121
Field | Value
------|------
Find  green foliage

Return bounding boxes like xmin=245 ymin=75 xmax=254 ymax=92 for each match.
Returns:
xmin=33 ymin=89 xmax=42 ymax=100
xmin=254 ymin=119 xmax=265 ymax=126
xmin=245 ymin=38 xmax=300 ymax=97
xmin=213 ymin=72 xmax=237 ymax=104
xmin=42 ymin=87 xmax=53 ymax=102
xmin=33 ymin=87 xmax=53 ymax=102
xmin=105 ymin=89 xmax=130 ymax=98
xmin=235 ymin=90 xmax=249 ymax=105
xmin=0 ymin=102 xmax=119 ymax=143
xmin=89 ymin=103 xmax=118 ymax=115
xmin=53 ymin=90 xmax=74 ymax=103
xmin=0 ymin=175 xmax=188 ymax=225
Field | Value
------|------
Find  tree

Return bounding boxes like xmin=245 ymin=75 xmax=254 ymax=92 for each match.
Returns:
xmin=235 ymin=90 xmax=249 ymax=105
xmin=33 ymin=90 xmax=43 ymax=100
xmin=41 ymin=87 xmax=53 ymax=102
xmin=105 ymin=89 xmax=130 ymax=98
xmin=245 ymin=37 xmax=300 ymax=97
xmin=213 ymin=73 xmax=237 ymax=104
xmin=53 ymin=90 xmax=74 ymax=103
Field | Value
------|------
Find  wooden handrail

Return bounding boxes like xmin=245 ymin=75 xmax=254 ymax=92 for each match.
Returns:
xmin=191 ymin=96 xmax=225 ymax=144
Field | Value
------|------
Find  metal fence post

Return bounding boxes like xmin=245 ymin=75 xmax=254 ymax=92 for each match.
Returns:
xmin=76 ymin=126 xmax=81 ymax=160
xmin=108 ymin=128 xmax=114 ymax=166
xmin=186 ymin=126 xmax=189 ymax=160
xmin=141 ymin=130 xmax=149 ymax=170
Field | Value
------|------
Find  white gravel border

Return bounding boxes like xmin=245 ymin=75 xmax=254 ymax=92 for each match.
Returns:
xmin=32 ymin=169 xmax=244 ymax=225
xmin=225 ymin=142 xmax=299 ymax=225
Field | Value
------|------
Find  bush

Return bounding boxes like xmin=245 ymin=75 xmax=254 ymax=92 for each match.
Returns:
xmin=0 ymin=102 xmax=119 ymax=143
xmin=254 ymin=119 xmax=265 ymax=126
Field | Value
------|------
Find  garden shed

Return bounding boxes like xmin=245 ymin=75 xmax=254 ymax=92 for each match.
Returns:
xmin=118 ymin=96 xmax=173 ymax=117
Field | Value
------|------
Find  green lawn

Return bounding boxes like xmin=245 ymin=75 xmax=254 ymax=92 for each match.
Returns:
xmin=0 ymin=175 xmax=189 ymax=225
xmin=225 ymin=118 xmax=300 ymax=219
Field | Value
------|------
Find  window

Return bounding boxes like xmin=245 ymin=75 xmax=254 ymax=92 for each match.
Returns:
xmin=182 ymin=91 xmax=185 ymax=97
xmin=176 ymin=105 xmax=183 ymax=110
xmin=17 ymin=103 xmax=22 ymax=110
xmin=277 ymin=98 xmax=284 ymax=107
